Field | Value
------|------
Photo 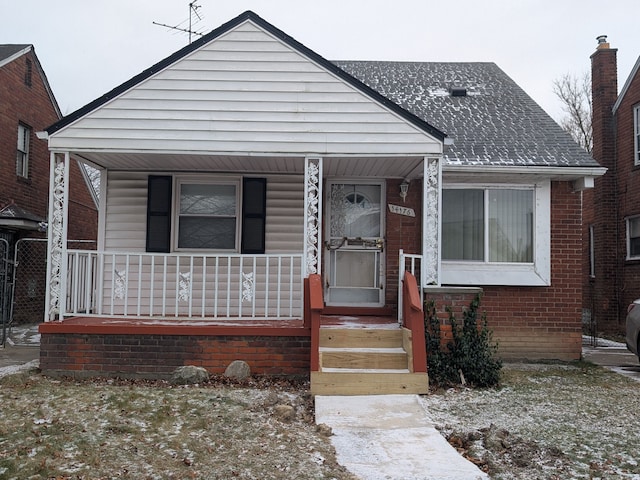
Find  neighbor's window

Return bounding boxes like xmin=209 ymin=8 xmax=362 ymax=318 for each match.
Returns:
xmin=635 ymin=105 xmax=640 ymax=166
xmin=176 ymin=181 xmax=239 ymax=250
xmin=16 ymin=123 xmax=30 ymax=178
xmin=627 ymin=216 xmax=640 ymax=259
xmin=442 ymin=188 xmax=533 ymax=263
xmin=589 ymin=225 xmax=595 ymax=277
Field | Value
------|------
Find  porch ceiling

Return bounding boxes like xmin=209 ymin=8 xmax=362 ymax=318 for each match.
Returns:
xmin=74 ymin=152 xmax=426 ymax=179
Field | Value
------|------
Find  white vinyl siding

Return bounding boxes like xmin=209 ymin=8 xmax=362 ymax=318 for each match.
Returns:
xmin=48 ymin=21 xmax=441 ymax=156
xmin=97 ymin=172 xmax=305 ymax=317
xmin=263 ymin=175 xmax=304 ymax=253
xmin=104 ymin=171 xmax=149 ymax=251
xmin=103 ymin=171 xmax=304 ymax=254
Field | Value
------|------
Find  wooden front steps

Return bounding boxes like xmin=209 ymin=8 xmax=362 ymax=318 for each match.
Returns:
xmin=310 ymin=320 xmax=428 ymax=395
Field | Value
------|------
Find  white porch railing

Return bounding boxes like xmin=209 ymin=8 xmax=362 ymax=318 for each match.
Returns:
xmin=65 ymin=250 xmax=304 ymax=320
xmin=398 ymin=249 xmax=423 ymax=323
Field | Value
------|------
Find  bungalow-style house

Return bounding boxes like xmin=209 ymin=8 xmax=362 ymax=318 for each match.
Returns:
xmin=584 ymin=37 xmax=640 ymax=336
xmin=0 ymin=45 xmax=97 ymax=328
xmin=39 ymin=11 xmax=603 ymax=394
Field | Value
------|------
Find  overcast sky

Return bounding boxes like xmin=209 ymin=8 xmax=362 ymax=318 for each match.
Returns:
xmin=2 ymin=0 xmax=639 ymax=123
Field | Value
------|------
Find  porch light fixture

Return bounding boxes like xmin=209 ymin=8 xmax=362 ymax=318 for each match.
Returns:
xmin=399 ymin=180 xmax=409 ymax=203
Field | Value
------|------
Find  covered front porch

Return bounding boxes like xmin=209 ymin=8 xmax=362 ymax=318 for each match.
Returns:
xmin=39 ymin=11 xmax=446 ymax=390
xmin=41 ymin=138 xmax=440 ymax=395
xmin=45 ymin=154 xmax=441 ymax=324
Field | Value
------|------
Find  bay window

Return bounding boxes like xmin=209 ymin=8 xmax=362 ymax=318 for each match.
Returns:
xmin=441 ymin=181 xmax=550 ymax=286
xmin=443 ymin=188 xmax=533 ymax=263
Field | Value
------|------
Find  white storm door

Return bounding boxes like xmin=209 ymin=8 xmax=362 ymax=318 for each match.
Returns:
xmin=325 ymin=181 xmax=385 ymax=306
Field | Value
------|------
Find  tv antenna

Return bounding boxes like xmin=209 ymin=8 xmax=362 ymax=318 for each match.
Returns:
xmin=153 ymin=1 xmax=205 ymax=44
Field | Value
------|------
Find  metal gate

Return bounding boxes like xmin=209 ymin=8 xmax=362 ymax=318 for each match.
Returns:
xmin=9 ymin=238 xmax=96 ymax=330
xmin=1 ymin=236 xmax=14 ymax=345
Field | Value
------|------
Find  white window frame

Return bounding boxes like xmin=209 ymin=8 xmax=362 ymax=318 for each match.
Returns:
xmin=626 ymin=215 xmax=640 ymax=260
xmin=441 ymin=180 xmax=551 ymax=286
xmin=16 ymin=123 xmax=30 ymax=178
xmin=635 ymin=105 xmax=640 ymax=166
xmin=173 ymin=177 xmax=241 ymax=252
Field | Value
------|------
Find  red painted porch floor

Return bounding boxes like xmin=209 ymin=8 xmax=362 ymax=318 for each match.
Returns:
xmin=38 ymin=313 xmax=398 ymax=336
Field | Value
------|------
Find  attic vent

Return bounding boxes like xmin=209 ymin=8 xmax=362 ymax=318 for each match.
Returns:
xmin=450 ymin=87 xmax=467 ymax=97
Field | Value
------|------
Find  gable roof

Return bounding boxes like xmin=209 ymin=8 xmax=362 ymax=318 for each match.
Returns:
xmin=613 ymin=54 xmax=640 ymax=114
xmin=0 ymin=44 xmax=30 ymax=65
xmin=0 ymin=44 xmax=61 ymax=118
xmin=46 ymin=10 xmax=445 ymax=142
xmin=336 ymin=61 xmax=600 ymax=168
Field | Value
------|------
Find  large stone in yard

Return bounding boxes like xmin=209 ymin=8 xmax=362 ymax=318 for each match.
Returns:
xmin=273 ymin=404 xmax=295 ymax=422
xmin=170 ymin=365 xmax=210 ymax=385
xmin=224 ymin=360 xmax=251 ymax=379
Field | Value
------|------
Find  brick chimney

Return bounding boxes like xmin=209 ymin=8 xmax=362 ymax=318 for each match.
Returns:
xmin=591 ymin=35 xmax=617 ymax=169
xmin=587 ymin=35 xmax=620 ymax=332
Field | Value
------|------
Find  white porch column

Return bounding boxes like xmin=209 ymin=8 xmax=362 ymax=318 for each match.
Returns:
xmin=422 ymin=156 xmax=442 ymax=287
xmin=45 ymin=151 xmax=70 ymax=321
xmin=303 ymin=156 xmax=323 ymax=276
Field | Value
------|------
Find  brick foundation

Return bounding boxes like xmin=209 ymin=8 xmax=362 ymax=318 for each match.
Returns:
xmin=40 ymin=329 xmax=311 ymax=379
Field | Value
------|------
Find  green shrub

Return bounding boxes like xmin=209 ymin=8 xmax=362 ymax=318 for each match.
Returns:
xmin=425 ymin=294 xmax=502 ymax=388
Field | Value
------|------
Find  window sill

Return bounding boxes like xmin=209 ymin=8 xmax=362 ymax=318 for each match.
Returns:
xmin=441 ymin=262 xmax=550 ymax=286
xmin=16 ymin=175 xmax=31 ymax=185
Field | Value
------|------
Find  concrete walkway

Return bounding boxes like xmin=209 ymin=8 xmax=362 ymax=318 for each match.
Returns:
xmin=0 ymin=323 xmax=40 ymax=378
xmin=315 ymin=394 xmax=488 ymax=480
xmin=582 ymin=335 xmax=640 ymax=382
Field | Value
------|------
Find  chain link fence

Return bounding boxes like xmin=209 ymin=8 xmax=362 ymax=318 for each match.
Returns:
xmin=1 ymin=237 xmax=12 ymax=344
xmin=11 ymin=238 xmax=96 ymax=326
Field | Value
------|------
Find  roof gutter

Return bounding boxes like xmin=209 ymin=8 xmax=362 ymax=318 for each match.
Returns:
xmin=443 ymin=164 xmax=607 ymax=191
xmin=444 ymin=164 xmax=606 ymax=177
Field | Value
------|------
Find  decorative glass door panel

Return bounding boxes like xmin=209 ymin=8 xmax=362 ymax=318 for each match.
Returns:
xmin=325 ymin=182 xmax=384 ymax=306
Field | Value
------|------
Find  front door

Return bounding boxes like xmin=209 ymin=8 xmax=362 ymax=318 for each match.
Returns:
xmin=325 ymin=181 xmax=385 ymax=306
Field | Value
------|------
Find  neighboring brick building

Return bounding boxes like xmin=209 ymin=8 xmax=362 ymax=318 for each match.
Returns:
xmin=0 ymin=45 xmax=98 ymax=325
xmin=584 ymin=37 xmax=640 ymax=334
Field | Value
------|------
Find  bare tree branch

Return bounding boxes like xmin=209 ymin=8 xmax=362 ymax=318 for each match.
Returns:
xmin=553 ymin=72 xmax=593 ymax=153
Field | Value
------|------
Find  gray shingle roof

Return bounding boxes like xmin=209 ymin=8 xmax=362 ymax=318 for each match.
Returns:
xmin=0 ymin=44 xmax=30 ymax=62
xmin=335 ymin=61 xmax=600 ymax=168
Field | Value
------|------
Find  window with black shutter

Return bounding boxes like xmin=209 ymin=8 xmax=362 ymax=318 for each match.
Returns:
xmin=146 ymin=176 xmax=267 ymax=253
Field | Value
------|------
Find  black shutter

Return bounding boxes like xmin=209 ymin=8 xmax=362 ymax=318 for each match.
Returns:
xmin=241 ymin=178 xmax=266 ymax=254
xmin=146 ymin=175 xmax=172 ymax=253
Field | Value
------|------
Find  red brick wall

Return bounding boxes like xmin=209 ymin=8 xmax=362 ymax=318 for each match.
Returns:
xmin=40 ymin=333 xmax=311 ymax=379
xmin=614 ymin=64 xmax=640 ymax=323
xmin=385 ymin=178 xmax=422 ymax=307
xmin=0 ymin=48 xmax=97 ymax=241
xmin=584 ymin=43 xmax=621 ymax=332
xmin=427 ymin=181 xmax=583 ymax=361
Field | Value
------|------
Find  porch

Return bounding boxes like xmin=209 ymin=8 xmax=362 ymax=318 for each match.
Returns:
xmin=40 ymin=270 xmax=428 ymax=394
